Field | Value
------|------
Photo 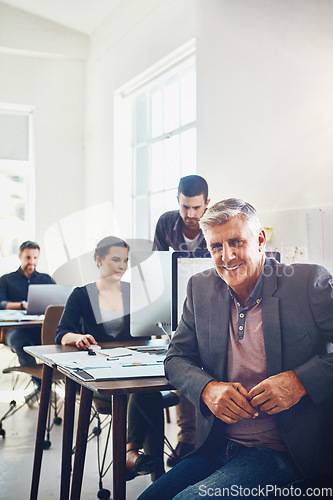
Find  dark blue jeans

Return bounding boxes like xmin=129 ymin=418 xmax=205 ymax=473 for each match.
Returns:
xmin=6 ymin=326 xmax=41 ymax=366
xmin=138 ymin=440 xmax=303 ymax=499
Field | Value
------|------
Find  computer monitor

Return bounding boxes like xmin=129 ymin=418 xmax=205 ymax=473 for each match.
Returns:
xmin=130 ymin=251 xmax=172 ymax=337
xmin=171 ymin=250 xmax=214 ymax=332
xmin=171 ymin=250 xmax=281 ymax=332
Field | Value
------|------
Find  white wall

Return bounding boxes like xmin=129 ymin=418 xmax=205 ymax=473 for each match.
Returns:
xmin=0 ymin=3 xmax=88 ymax=271
xmin=85 ymin=0 xmax=198 ymax=241
xmin=196 ymin=0 xmax=333 ymax=268
xmin=197 ymin=0 xmax=333 ymax=213
xmin=1 ymin=0 xmax=333 ymax=271
xmin=84 ymin=0 xmax=333 ymax=266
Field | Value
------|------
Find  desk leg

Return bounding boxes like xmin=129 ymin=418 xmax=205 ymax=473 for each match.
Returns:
xmin=112 ymin=394 xmax=127 ymax=500
xmin=60 ymin=377 xmax=77 ymax=500
xmin=30 ymin=364 xmax=53 ymax=500
xmin=70 ymin=386 xmax=93 ymax=500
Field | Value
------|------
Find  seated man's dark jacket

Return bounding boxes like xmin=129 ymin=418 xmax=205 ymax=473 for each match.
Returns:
xmin=165 ymin=258 xmax=333 ymax=479
xmin=55 ymin=282 xmax=131 ymax=344
xmin=0 ymin=268 xmax=55 ymax=309
xmin=153 ymin=210 xmax=207 ymax=251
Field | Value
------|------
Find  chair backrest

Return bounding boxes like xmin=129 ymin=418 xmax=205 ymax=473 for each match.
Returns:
xmin=0 ymin=327 xmax=6 ymax=344
xmin=41 ymin=305 xmax=64 ymax=345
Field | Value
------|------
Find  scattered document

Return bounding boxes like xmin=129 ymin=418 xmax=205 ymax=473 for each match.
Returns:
xmin=45 ymin=347 xmax=166 ymax=381
xmin=0 ymin=310 xmax=44 ymax=321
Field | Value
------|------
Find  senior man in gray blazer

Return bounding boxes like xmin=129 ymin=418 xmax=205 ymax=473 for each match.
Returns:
xmin=140 ymin=198 xmax=333 ymax=500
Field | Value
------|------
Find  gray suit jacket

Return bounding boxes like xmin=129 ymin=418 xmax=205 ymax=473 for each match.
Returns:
xmin=165 ymin=258 xmax=333 ymax=478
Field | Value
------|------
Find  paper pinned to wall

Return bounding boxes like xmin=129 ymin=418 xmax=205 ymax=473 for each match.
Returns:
xmin=260 ymin=205 xmax=333 ymax=273
xmin=305 ymin=207 xmax=333 ymax=272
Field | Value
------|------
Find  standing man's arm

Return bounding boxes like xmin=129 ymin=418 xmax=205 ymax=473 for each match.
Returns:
xmin=153 ymin=215 xmax=170 ymax=251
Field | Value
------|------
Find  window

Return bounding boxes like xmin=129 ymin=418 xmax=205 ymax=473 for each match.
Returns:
xmin=114 ymin=40 xmax=196 ymax=242
xmin=0 ymin=105 xmax=35 ymax=274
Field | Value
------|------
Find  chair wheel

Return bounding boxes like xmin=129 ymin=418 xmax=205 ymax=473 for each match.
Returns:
xmin=97 ymin=488 xmax=111 ymax=500
xmin=53 ymin=416 xmax=62 ymax=425
xmin=10 ymin=400 xmax=16 ymax=408
xmin=43 ymin=440 xmax=51 ymax=450
xmin=0 ymin=428 xmax=5 ymax=438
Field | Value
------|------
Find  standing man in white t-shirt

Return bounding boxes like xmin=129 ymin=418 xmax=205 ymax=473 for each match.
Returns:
xmin=153 ymin=175 xmax=210 ymax=466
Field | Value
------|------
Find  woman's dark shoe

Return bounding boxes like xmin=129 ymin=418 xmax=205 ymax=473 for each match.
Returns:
xmin=126 ymin=449 xmax=158 ymax=481
xmin=166 ymin=442 xmax=195 ymax=467
xmin=151 ymin=462 xmax=165 ymax=482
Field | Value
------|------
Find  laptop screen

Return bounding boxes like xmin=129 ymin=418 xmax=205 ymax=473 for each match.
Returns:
xmin=27 ymin=284 xmax=73 ymax=315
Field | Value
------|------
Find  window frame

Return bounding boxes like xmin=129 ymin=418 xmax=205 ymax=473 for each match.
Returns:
xmin=113 ymin=39 xmax=196 ymax=242
xmin=0 ymin=104 xmax=35 ymax=273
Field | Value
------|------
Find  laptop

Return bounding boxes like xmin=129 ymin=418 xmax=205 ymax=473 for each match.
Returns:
xmin=26 ymin=284 xmax=73 ymax=315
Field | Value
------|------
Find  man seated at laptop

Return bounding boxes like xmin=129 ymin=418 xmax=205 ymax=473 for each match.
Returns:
xmin=0 ymin=240 xmax=55 ymax=367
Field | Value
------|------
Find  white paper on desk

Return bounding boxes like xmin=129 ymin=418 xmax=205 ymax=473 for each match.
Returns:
xmin=46 ymin=349 xmax=165 ymax=380
xmin=45 ymin=351 xmax=112 ymax=369
xmin=43 ymin=347 xmax=165 ymax=375
xmin=44 ymin=348 xmax=134 ymax=369
xmin=75 ymin=362 xmax=166 ymax=380
xmin=21 ymin=314 xmax=44 ymax=321
xmin=0 ymin=310 xmax=43 ymax=321
xmin=72 ymin=353 xmax=166 ymax=380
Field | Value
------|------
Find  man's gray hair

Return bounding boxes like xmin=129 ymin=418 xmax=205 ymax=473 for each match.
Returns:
xmin=200 ymin=198 xmax=262 ymax=235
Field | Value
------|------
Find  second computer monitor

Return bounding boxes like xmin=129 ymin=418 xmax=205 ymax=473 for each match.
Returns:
xmin=171 ymin=250 xmax=214 ymax=332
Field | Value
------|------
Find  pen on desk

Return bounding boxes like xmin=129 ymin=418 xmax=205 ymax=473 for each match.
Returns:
xmin=103 ymin=353 xmax=133 ymax=361
xmin=122 ymin=361 xmax=164 ymax=367
xmin=87 ymin=346 xmax=111 ymax=356
xmin=96 ymin=350 xmax=112 ymax=358
xmin=87 ymin=348 xmax=132 ymax=361
xmin=108 ymin=353 xmax=132 ymax=359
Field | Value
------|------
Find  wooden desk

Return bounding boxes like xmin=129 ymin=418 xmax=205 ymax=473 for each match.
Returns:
xmin=0 ymin=319 xmax=43 ymax=344
xmin=0 ymin=320 xmax=43 ymax=328
xmin=25 ymin=340 xmax=172 ymax=500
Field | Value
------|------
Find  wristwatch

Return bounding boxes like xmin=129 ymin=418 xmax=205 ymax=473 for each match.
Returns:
xmin=20 ymin=301 xmax=25 ymax=310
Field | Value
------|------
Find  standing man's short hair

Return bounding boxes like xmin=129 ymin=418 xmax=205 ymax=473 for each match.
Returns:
xmin=178 ymin=175 xmax=209 ymax=202
xmin=19 ymin=241 xmax=40 ymax=253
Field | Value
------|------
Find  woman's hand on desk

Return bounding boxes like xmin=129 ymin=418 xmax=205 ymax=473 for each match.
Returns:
xmin=75 ymin=334 xmax=98 ymax=350
xmin=61 ymin=332 xmax=98 ymax=350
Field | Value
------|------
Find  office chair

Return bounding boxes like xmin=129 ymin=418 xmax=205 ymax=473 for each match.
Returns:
xmin=0 ymin=305 xmax=65 ymax=444
xmin=0 ymin=327 xmax=6 ymax=344
xmin=84 ymin=390 xmax=179 ymax=499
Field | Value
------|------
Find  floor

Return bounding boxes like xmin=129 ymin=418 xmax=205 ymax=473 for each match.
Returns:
xmin=0 ymin=344 xmax=178 ymax=500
